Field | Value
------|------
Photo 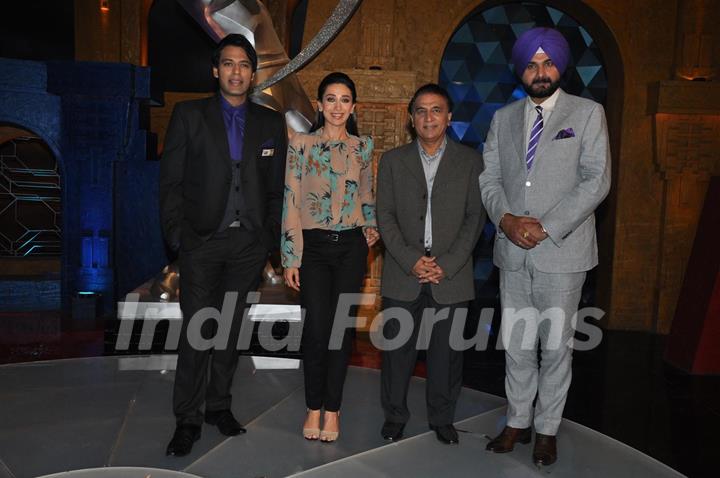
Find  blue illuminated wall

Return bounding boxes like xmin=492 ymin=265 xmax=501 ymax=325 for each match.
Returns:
xmin=439 ymin=2 xmax=608 ymax=152
xmin=0 ymin=58 xmax=165 ymax=314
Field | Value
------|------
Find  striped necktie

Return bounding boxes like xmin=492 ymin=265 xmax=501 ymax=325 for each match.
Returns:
xmin=525 ymin=105 xmax=543 ymax=170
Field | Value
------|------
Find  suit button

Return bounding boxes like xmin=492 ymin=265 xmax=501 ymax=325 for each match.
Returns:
xmin=524 ymin=210 xmax=530 ymax=215
xmin=236 ymin=163 xmax=241 ymax=169
xmin=422 ymin=194 xmax=427 ymax=199
xmin=235 ymin=187 xmax=240 ymax=192
xmin=419 ymin=239 xmax=423 ymax=244
xmin=525 ymin=181 xmax=531 ymax=187
xmin=420 ymin=216 xmax=424 ymax=221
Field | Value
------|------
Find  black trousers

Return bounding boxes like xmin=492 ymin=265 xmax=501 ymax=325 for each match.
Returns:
xmin=381 ymin=284 xmax=466 ymax=426
xmin=174 ymin=227 xmax=267 ymax=426
xmin=300 ymin=228 xmax=368 ymax=411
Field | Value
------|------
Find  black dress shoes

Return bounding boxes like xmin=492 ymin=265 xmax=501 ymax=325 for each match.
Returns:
xmin=166 ymin=424 xmax=201 ymax=457
xmin=430 ymin=424 xmax=459 ymax=444
xmin=486 ymin=426 xmax=532 ymax=453
xmin=533 ymin=433 xmax=557 ymax=466
xmin=381 ymin=421 xmax=406 ymax=441
xmin=205 ymin=409 xmax=247 ymax=436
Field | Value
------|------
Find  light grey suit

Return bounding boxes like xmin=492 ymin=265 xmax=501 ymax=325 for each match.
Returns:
xmin=377 ymin=137 xmax=485 ymax=425
xmin=479 ymin=89 xmax=610 ymax=435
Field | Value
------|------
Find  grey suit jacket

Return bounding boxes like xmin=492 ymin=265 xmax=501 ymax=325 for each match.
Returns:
xmin=479 ymin=89 xmax=611 ymax=273
xmin=377 ymin=138 xmax=485 ymax=304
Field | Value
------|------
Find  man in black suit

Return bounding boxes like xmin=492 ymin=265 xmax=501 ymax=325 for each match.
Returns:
xmin=160 ymin=34 xmax=287 ymax=457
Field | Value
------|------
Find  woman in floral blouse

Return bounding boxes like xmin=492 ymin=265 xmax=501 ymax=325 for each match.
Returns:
xmin=281 ymin=72 xmax=379 ymax=442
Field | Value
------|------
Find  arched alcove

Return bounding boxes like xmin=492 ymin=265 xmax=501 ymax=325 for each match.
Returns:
xmin=440 ymin=2 xmax=609 ymax=150
xmin=0 ymin=123 xmax=63 ymax=312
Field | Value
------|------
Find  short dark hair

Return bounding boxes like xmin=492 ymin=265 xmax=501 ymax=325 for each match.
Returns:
xmin=310 ymin=72 xmax=359 ymax=136
xmin=211 ymin=34 xmax=258 ymax=72
xmin=408 ymin=83 xmax=454 ymax=114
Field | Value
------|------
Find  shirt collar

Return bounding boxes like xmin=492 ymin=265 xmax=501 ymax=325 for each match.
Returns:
xmin=220 ymin=94 xmax=248 ymax=116
xmin=526 ymin=87 xmax=562 ymax=113
xmin=417 ymin=136 xmax=448 ymax=163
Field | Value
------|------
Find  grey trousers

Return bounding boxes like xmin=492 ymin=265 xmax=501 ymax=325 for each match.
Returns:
xmin=499 ymin=256 xmax=586 ymax=435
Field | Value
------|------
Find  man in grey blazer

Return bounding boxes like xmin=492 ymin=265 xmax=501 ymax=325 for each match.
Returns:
xmin=377 ymin=84 xmax=485 ymax=445
xmin=479 ymin=28 xmax=610 ymax=465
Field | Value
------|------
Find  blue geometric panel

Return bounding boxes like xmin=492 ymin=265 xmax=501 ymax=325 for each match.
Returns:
xmin=0 ymin=137 xmax=61 ymax=257
xmin=439 ymin=1 xmax=608 ymax=152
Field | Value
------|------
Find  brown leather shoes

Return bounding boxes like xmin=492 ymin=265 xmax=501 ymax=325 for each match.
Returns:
xmin=486 ymin=426 xmax=532 ymax=452
xmin=533 ymin=433 xmax=557 ymax=465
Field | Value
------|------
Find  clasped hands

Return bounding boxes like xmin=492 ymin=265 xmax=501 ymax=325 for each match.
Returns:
xmin=500 ymin=214 xmax=548 ymax=249
xmin=412 ymin=256 xmax=445 ymax=284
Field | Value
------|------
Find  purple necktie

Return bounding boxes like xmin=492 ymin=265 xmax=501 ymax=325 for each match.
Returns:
xmin=525 ymin=105 xmax=543 ymax=170
xmin=228 ymin=110 xmax=245 ymax=161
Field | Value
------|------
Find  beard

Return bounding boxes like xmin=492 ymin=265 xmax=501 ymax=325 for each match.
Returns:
xmin=522 ymin=76 xmax=561 ymax=99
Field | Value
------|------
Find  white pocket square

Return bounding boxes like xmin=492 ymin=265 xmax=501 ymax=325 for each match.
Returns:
xmin=261 ymin=148 xmax=275 ymax=157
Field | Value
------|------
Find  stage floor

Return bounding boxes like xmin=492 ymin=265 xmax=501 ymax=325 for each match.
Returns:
xmin=0 ymin=356 xmax=685 ymax=478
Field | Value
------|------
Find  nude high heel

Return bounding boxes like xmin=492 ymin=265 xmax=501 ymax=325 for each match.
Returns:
xmin=320 ymin=411 xmax=340 ymax=443
xmin=303 ymin=409 xmax=320 ymax=440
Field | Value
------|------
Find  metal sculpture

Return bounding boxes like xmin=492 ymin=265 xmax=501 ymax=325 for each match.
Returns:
xmin=176 ymin=0 xmax=363 ymax=135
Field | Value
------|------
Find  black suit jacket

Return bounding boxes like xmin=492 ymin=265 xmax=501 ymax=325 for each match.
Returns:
xmin=159 ymin=95 xmax=288 ymax=253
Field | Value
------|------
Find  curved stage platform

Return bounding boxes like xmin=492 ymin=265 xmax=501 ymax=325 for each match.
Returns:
xmin=0 ymin=356 xmax=684 ymax=478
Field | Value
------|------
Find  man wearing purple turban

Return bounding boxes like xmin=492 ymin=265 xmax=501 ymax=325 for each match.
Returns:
xmin=479 ymin=27 xmax=611 ymax=465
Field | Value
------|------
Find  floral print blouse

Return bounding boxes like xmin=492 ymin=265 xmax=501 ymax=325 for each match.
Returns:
xmin=281 ymin=128 xmax=376 ymax=268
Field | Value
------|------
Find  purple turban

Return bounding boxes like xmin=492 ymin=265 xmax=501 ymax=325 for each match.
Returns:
xmin=511 ymin=27 xmax=570 ymax=76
